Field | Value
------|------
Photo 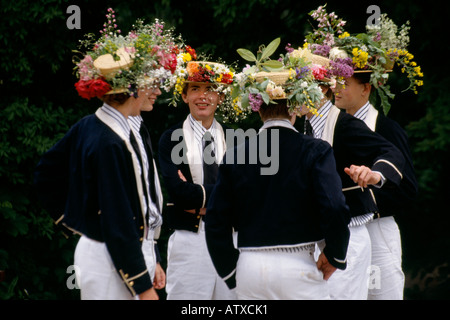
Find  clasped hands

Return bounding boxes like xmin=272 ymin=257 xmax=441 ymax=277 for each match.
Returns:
xmin=178 ymin=170 xmax=206 ymax=215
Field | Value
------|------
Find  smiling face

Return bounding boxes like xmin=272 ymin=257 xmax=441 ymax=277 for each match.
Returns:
xmin=137 ymin=86 xmax=162 ymax=112
xmin=182 ymin=82 xmax=223 ymax=129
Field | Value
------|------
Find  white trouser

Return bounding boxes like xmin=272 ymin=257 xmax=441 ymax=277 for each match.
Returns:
xmin=166 ymin=222 xmax=237 ymax=300
xmin=327 ymin=224 xmax=372 ymax=300
xmin=74 ymin=235 xmax=156 ymax=300
xmin=366 ymin=216 xmax=405 ymax=300
xmin=236 ymin=244 xmax=330 ymax=300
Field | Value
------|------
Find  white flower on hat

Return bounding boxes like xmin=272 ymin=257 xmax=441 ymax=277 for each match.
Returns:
xmin=329 ymin=47 xmax=349 ymax=60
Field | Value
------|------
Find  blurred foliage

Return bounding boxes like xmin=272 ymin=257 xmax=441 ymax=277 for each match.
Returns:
xmin=0 ymin=0 xmax=448 ymax=299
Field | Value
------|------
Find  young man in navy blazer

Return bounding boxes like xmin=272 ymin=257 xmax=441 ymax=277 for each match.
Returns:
xmin=333 ymin=72 xmax=418 ymax=300
xmin=204 ymin=71 xmax=352 ymax=299
xmin=158 ymin=61 xmax=236 ymax=300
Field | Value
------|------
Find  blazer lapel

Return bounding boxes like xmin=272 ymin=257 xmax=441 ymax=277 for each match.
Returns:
xmin=95 ymin=108 xmax=147 ymax=223
xmin=322 ymin=104 xmax=341 ymax=146
xmin=183 ymin=116 xmax=204 ymax=184
xmin=364 ymin=104 xmax=379 ymax=131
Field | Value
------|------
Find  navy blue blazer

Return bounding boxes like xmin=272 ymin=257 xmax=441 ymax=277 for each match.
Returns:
xmin=331 ymin=112 xmax=406 ymax=218
xmin=34 ymin=114 xmax=153 ymax=296
xmin=158 ymin=120 xmax=228 ymax=233
xmin=205 ymin=126 xmax=351 ymax=289
xmin=371 ymin=113 xmax=418 ymax=217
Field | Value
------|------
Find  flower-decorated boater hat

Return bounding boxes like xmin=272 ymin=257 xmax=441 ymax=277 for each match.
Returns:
xmin=303 ymin=4 xmax=424 ymax=114
xmin=230 ymin=38 xmax=326 ymax=120
xmin=169 ymin=46 xmax=241 ymax=123
xmin=74 ymin=8 xmax=181 ymax=100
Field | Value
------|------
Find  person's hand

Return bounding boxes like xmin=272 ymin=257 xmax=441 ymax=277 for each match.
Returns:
xmin=138 ymin=287 xmax=159 ymax=300
xmin=178 ymin=170 xmax=207 ymax=216
xmin=178 ymin=170 xmax=187 ymax=182
xmin=316 ymin=252 xmax=337 ymax=281
xmin=153 ymin=263 xmax=166 ymax=290
xmin=184 ymin=207 xmax=206 ymax=215
xmin=344 ymin=165 xmax=381 ymax=188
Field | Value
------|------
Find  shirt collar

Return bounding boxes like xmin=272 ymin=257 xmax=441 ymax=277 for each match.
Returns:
xmin=189 ymin=114 xmax=217 ymax=145
xmin=128 ymin=115 xmax=143 ymax=134
xmin=259 ymin=118 xmax=298 ymax=133
xmin=353 ymin=101 xmax=371 ymax=122
xmin=307 ymin=100 xmax=332 ymax=139
xmin=101 ymin=103 xmax=131 ymax=139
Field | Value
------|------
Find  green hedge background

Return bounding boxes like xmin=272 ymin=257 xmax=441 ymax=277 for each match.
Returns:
xmin=0 ymin=0 xmax=448 ymax=299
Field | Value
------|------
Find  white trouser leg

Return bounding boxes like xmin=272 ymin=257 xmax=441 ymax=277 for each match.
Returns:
xmin=366 ymin=216 xmax=405 ymax=300
xmin=327 ymin=224 xmax=372 ymax=300
xmin=74 ymin=235 xmax=156 ymax=300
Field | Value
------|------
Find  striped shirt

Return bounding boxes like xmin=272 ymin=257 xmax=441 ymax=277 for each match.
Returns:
xmin=101 ymin=103 xmax=131 ymax=140
xmin=353 ymin=101 xmax=371 ymax=122
xmin=188 ymin=114 xmax=218 ymax=164
xmin=129 ymin=115 xmax=162 ymax=230
xmin=308 ymin=101 xmax=374 ymax=227
xmin=307 ymin=100 xmax=332 ymax=139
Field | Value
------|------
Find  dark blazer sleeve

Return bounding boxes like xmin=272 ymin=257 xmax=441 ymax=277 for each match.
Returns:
xmin=335 ymin=114 xmax=405 ymax=187
xmin=205 ymin=158 xmax=240 ymax=289
xmin=311 ymin=141 xmax=351 ymax=270
xmin=158 ymin=126 xmax=205 ymax=209
xmin=95 ymin=139 xmax=153 ymax=296
xmin=372 ymin=115 xmax=418 ymax=216
xmin=34 ymin=129 xmax=72 ymax=224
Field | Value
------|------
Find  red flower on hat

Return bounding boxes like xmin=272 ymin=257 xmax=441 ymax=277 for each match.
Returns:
xmin=221 ymin=73 xmax=233 ymax=84
xmin=75 ymin=78 xmax=112 ymax=100
xmin=185 ymin=45 xmax=197 ymax=61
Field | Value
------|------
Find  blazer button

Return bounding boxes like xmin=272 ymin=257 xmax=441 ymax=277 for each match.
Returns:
xmin=195 ymin=225 xmax=199 ymax=228
xmin=139 ymin=237 xmax=143 ymax=242
xmin=140 ymin=226 xmax=144 ymax=230
xmin=129 ymin=281 xmax=134 ymax=287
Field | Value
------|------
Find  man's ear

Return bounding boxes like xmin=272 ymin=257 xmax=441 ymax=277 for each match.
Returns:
xmin=182 ymin=92 xmax=189 ymax=104
xmin=363 ymin=83 xmax=372 ymax=97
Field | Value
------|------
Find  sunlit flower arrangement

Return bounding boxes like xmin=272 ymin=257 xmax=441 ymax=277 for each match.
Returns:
xmin=168 ymin=46 xmax=243 ymax=123
xmin=230 ymin=38 xmax=325 ymax=120
xmin=367 ymin=14 xmax=423 ymax=95
xmin=304 ymin=4 xmax=424 ymax=114
xmin=73 ymin=8 xmax=181 ymax=100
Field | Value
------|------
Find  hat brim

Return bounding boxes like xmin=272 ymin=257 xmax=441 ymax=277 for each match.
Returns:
xmin=104 ymin=88 xmax=129 ymax=95
xmin=353 ymin=69 xmax=393 ymax=73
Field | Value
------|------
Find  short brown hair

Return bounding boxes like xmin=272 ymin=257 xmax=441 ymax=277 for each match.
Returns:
xmin=100 ymin=93 xmax=130 ymax=105
xmin=259 ymin=100 xmax=290 ymax=121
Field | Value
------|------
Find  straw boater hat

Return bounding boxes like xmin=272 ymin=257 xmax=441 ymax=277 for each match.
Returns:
xmin=93 ymin=47 xmax=135 ymax=95
xmin=74 ymin=9 xmax=179 ymax=100
xmin=230 ymin=42 xmax=326 ymax=118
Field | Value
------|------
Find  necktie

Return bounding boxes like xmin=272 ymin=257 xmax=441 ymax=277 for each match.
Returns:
xmin=203 ymin=131 xmax=219 ymax=185
xmin=129 ymin=130 xmax=151 ymax=221
xmin=139 ymin=122 xmax=160 ymax=213
xmin=304 ymin=119 xmax=313 ymax=136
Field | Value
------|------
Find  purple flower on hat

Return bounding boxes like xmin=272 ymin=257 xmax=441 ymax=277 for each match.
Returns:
xmin=295 ymin=66 xmax=310 ymax=79
xmin=248 ymin=93 xmax=263 ymax=112
xmin=329 ymin=58 xmax=354 ymax=78
xmin=311 ymin=44 xmax=331 ymax=58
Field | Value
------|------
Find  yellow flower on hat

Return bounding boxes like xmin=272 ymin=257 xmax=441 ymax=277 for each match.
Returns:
xmin=352 ymin=48 xmax=369 ymax=69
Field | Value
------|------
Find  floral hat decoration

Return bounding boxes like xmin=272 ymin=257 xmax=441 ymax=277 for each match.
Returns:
xmin=230 ymin=38 xmax=325 ymax=120
xmin=74 ymin=8 xmax=181 ymax=100
xmin=304 ymin=4 xmax=424 ymax=114
xmin=170 ymin=45 xmax=240 ymax=123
